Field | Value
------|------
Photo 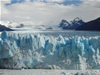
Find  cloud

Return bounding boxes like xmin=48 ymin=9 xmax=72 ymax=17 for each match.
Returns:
xmin=46 ymin=0 xmax=65 ymax=3
xmin=1 ymin=0 xmax=100 ymax=26
xmin=25 ymin=0 xmax=65 ymax=3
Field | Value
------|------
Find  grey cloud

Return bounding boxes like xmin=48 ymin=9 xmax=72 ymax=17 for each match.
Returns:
xmin=1 ymin=0 xmax=100 ymax=26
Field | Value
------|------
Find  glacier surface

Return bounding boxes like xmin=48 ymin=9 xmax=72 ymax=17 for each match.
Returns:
xmin=0 ymin=31 xmax=100 ymax=70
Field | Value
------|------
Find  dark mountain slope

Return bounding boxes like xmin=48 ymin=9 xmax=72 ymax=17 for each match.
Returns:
xmin=0 ymin=24 xmax=14 ymax=31
xmin=76 ymin=17 xmax=100 ymax=31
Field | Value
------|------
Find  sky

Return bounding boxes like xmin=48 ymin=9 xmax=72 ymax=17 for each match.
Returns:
xmin=0 ymin=0 xmax=100 ymax=26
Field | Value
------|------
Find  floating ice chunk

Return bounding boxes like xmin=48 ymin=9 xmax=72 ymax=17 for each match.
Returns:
xmin=61 ymin=72 xmax=66 ymax=75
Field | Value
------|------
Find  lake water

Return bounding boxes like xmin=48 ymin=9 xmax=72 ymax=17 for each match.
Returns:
xmin=7 ymin=30 xmax=100 ymax=37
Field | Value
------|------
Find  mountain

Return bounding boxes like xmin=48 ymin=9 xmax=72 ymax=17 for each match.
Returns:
xmin=59 ymin=17 xmax=85 ymax=30
xmin=0 ymin=24 xmax=14 ymax=31
xmin=16 ymin=24 xmax=24 ymax=28
xmin=0 ymin=21 xmax=24 ymax=28
xmin=59 ymin=19 xmax=70 ymax=28
xmin=76 ymin=17 xmax=100 ymax=31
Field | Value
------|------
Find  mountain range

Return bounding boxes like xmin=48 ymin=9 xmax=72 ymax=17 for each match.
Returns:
xmin=0 ymin=21 xmax=24 ymax=28
xmin=0 ymin=17 xmax=100 ymax=31
xmin=59 ymin=17 xmax=85 ymax=29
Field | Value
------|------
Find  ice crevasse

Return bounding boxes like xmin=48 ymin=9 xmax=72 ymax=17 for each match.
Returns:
xmin=0 ymin=31 xmax=100 ymax=70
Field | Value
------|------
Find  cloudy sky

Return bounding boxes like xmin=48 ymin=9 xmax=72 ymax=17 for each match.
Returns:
xmin=0 ymin=0 xmax=100 ymax=26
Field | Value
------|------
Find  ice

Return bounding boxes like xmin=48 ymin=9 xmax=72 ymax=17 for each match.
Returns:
xmin=0 ymin=31 xmax=100 ymax=70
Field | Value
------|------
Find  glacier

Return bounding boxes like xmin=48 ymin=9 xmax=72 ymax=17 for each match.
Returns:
xmin=0 ymin=31 xmax=100 ymax=70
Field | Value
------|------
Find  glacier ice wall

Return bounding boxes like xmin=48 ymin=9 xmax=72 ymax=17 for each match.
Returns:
xmin=0 ymin=31 xmax=100 ymax=70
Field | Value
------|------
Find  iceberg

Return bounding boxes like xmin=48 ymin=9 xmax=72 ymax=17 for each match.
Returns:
xmin=0 ymin=31 xmax=100 ymax=70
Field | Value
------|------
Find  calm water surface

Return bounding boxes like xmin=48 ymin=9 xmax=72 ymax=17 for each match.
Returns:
xmin=7 ymin=30 xmax=100 ymax=37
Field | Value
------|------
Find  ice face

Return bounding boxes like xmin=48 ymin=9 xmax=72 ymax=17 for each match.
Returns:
xmin=0 ymin=31 xmax=100 ymax=70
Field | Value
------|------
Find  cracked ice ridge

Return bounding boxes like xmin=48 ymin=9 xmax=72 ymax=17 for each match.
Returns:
xmin=0 ymin=31 xmax=100 ymax=70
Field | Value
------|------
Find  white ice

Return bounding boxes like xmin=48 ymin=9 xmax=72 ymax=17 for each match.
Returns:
xmin=0 ymin=31 xmax=100 ymax=70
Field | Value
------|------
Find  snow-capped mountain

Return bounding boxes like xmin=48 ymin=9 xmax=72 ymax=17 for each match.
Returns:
xmin=0 ymin=24 xmax=14 ymax=31
xmin=59 ymin=20 xmax=70 ymax=28
xmin=0 ymin=21 xmax=24 ymax=28
xmin=0 ymin=21 xmax=60 ymax=30
xmin=0 ymin=17 xmax=85 ymax=30
xmin=59 ymin=17 xmax=85 ymax=29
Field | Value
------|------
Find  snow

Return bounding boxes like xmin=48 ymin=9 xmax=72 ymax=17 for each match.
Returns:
xmin=0 ymin=20 xmax=62 ymax=30
xmin=0 ymin=21 xmax=20 ymax=28
xmin=0 ymin=31 xmax=100 ymax=70
xmin=73 ymin=17 xmax=81 ymax=22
